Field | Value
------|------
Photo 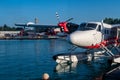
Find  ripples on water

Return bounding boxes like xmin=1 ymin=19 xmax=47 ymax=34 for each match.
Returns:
xmin=0 ymin=39 xmax=110 ymax=80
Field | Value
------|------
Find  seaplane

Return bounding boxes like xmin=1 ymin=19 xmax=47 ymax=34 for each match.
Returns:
xmin=53 ymin=21 xmax=120 ymax=64
xmin=15 ymin=13 xmax=120 ymax=64
xmin=15 ymin=12 xmax=79 ymax=37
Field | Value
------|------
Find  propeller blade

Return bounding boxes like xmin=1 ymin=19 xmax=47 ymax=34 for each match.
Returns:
xmin=56 ymin=12 xmax=60 ymax=22
xmin=65 ymin=18 xmax=74 ymax=22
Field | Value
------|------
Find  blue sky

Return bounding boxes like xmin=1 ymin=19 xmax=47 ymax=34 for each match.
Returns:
xmin=0 ymin=0 xmax=120 ymax=26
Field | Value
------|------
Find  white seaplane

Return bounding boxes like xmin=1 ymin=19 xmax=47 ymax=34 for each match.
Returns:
xmin=53 ymin=21 xmax=120 ymax=64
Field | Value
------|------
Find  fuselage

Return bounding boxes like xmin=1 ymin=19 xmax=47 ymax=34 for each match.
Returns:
xmin=68 ymin=22 xmax=120 ymax=49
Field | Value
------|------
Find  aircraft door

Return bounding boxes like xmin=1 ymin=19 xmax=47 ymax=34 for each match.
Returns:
xmin=117 ymin=28 xmax=120 ymax=43
xmin=93 ymin=25 xmax=102 ymax=44
xmin=96 ymin=25 xmax=103 ymax=42
xmin=118 ymin=28 xmax=120 ymax=38
xmin=93 ymin=31 xmax=102 ymax=44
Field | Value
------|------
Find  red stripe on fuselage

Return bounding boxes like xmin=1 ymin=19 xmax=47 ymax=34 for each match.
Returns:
xmin=85 ymin=37 xmax=120 ymax=49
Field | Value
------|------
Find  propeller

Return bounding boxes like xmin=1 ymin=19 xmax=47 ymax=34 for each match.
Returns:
xmin=56 ymin=12 xmax=73 ymax=23
xmin=55 ymin=12 xmax=78 ymax=33
xmin=65 ymin=18 xmax=74 ymax=22
xmin=56 ymin=12 xmax=60 ymax=23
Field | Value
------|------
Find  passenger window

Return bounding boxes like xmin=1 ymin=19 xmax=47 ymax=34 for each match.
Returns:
xmin=107 ymin=30 xmax=109 ymax=34
xmin=104 ymin=29 xmax=110 ymax=34
xmin=104 ymin=30 xmax=106 ymax=34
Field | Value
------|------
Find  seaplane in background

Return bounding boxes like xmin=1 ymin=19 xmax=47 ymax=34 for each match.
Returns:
xmin=15 ymin=12 xmax=120 ymax=64
xmin=15 ymin=12 xmax=79 ymax=37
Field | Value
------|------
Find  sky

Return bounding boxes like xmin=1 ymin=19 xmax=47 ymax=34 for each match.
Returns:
xmin=0 ymin=0 xmax=120 ymax=27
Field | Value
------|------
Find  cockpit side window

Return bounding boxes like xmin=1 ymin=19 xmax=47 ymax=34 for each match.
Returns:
xmin=86 ymin=23 xmax=97 ymax=29
xmin=78 ymin=23 xmax=97 ymax=31
xmin=97 ymin=25 xmax=101 ymax=32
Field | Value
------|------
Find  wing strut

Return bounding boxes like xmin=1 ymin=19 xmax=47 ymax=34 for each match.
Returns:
xmin=100 ymin=44 xmax=114 ymax=57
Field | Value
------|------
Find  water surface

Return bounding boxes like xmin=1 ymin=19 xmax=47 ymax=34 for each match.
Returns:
xmin=0 ymin=39 xmax=110 ymax=80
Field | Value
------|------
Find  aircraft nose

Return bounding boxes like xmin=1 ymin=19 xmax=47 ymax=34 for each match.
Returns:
xmin=67 ymin=31 xmax=93 ymax=47
xmin=68 ymin=32 xmax=80 ymax=45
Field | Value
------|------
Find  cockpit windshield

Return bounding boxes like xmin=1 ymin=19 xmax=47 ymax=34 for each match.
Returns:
xmin=78 ymin=23 xmax=97 ymax=31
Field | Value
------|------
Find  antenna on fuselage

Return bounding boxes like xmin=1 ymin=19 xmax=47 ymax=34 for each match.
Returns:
xmin=101 ymin=20 xmax=104 ymax=40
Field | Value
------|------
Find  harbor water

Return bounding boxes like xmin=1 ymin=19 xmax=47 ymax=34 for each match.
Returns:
xmin=0 ymin=39 xmax=111 ymax=80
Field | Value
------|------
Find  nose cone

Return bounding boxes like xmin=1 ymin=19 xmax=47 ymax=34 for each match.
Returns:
xmin=68 ymin=31 xmax=94 ymax=47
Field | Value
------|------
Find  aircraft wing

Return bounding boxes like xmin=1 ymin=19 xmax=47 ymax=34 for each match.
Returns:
xmin=15 ymin=23 xmax=27 ymax=26
xmin=15 ymin=23 xmax=58 ymax=28
xmin=15 ymin=22 xmax=79 ymax=33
